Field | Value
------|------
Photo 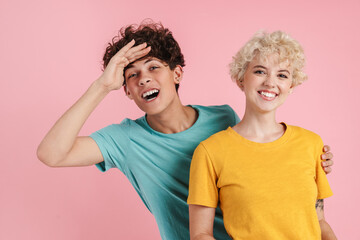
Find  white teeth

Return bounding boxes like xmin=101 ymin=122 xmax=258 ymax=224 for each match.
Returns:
xmin=260 ymin=91 xmax=276 ymax=98
xmin=142 ymin=89 xmax=159 ymax=98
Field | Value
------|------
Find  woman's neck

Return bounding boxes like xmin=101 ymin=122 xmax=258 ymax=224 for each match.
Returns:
xmin=233 ymin=108 xmax=285 ymax=143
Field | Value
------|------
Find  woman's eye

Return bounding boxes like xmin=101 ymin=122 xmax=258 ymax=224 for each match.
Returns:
xmin=278 ymin=74 xmax=288 ymax=79
xmin=254 ymin=70 xmax=265 ymax=74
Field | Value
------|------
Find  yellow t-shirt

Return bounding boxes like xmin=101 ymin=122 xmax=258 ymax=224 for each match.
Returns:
xmin=187 ymin=124 xmax=333 ymax=240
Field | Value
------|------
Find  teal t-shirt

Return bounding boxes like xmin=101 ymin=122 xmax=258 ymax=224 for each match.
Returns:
xmin=90 ymin=105 xmax=240 ymax=240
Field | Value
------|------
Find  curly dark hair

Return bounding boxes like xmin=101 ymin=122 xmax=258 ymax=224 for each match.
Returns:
xmin=102 ymin=21 xmax=185 ymax=91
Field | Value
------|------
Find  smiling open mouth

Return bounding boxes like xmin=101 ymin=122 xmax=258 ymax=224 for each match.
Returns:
xmin=142 ymin=89 xmax=159 ymax=101
xmin=258 ymin=91 xmax=277 ymax=98
xmin=258 ymin=91 xmax=279 ymax=99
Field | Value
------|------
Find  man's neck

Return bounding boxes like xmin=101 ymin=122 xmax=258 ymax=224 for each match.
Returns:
xmin=146 ymin=103 xmax=198 ymax=134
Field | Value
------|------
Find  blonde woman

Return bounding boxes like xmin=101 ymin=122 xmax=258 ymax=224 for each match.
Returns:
xmin=187 ymin=31 xmax=337 ymax=240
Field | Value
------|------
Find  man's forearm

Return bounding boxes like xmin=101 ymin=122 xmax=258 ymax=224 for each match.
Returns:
xmin=319 ymin=219 xmax=337 ymax=240
xmin=37 ymin=79 xmax=110 ymax=166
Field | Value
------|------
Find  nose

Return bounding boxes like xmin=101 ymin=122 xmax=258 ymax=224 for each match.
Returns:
xmin=264 ymin=74 xmax=275 ymax=87
xmin=139 ymin=74 xmax=152 ymax=86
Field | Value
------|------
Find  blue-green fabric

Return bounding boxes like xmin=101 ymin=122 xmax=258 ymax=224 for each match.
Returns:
xmin=90 ymin=105 xmax=240 ymax=240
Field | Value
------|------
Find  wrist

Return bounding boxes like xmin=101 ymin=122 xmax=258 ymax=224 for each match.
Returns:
xmin=93 ymin=77 xmax=113 ymax=95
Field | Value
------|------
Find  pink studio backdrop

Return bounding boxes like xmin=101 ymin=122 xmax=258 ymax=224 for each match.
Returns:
xmin=1 ymin=0 xmax=359 ymax=239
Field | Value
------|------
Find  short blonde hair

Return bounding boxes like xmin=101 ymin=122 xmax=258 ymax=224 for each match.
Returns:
xmin=229 ymin=31 xmax=307 ymax=87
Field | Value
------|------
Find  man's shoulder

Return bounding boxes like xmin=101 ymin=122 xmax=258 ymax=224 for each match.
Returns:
xmin=192 ymin=104 xmax=235 ymax=113
xmin=92 ymin=116 xmax=147 ymax=135
xmin=191 ymin=104 xmax=239 ymax=131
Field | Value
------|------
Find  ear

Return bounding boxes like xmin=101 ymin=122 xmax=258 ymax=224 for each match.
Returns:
xmin=173 ymin=65 xmax=183 ymax=84
xmin=124 ymin=86 xmax=133 ymax=100
xmin=289 ymin=86 xmax=294 ymax=94
xmin=236 ymin=79 xmax=244 ymax=91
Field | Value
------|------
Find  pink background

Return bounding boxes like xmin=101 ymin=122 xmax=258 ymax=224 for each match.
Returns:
xmin=1 ymin=0 xmax=359 ymax=239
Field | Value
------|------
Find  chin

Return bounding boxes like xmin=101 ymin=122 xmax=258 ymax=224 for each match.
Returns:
xmin=254 ymin=104 xmax=278 ymax=114
xmin=141 ymin=105 xmax=164 ymax=116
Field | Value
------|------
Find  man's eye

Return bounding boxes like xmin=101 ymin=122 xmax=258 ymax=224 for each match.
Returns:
xmin=127 ymin=73 xmax=137 ymax=79
xmin=150 ymin=66 xmax=159 ymax=70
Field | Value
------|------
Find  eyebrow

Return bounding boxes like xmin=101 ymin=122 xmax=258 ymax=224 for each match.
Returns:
xmin=278 ymin=69 xmax=291 ymax=74
xmin=253 ymin=65 xmax=266 ymax=70
xmin=145 ymin=59 xmax=155 ymax=64
xmin=253 ymin=65 xmax=290 ymax=74
xmin=126 ymin=58 xmax=155 ymax=70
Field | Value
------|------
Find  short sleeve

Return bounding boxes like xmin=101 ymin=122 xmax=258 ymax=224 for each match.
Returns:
xmin=187 ymin=143 xmax=219 ymax=208
xmin=233 ymin=109 xmax=241 ymax=125
xmin=90 ymin=123 xmax=129 ymax=173
xmin=314 ymin=137 xmax=333 ymax=199
xmin=224 ymin=104 xmax=240 ymax=126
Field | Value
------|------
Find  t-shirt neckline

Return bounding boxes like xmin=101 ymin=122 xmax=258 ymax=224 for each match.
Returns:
xmin=227 ymin=122 xmax=292 ymax=148
xmin=141 ymin=105 xmax=201 ymax=137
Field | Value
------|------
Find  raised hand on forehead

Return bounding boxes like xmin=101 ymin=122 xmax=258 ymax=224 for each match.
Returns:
xmin=99 ymin=40 xmax=151 ymax=91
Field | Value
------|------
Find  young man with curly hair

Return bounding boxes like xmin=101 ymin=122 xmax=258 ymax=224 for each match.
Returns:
xmin=37 ymin=22 xmax=334 ymax=240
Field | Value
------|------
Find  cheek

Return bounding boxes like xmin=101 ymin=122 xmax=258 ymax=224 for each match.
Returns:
xmin=125 ymin=83 xmax=138 ymax=96
xmin=243 ymin=77 xmax=261 ymax=91
xmin=279 ymin=81 xmax=292 ymax=92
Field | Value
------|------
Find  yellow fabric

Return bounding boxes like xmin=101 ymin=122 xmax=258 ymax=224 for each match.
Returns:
xmin=188 ymin=124 xmax=333 ymax=240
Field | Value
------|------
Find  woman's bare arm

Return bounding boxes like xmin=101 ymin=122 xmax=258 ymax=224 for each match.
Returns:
xmin=189 ymin=204 xmax=216 ymax=240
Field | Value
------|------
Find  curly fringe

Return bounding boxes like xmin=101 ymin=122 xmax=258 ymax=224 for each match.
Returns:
xmin=102 ymin=20 xmax=185 ymax=71
xmin=229 ymin=31 xmax=307 ymax=87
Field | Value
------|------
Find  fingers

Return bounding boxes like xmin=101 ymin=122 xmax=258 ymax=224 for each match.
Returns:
xmin=323 ymin=145 xmax=331 ymax=152
xmin=110 ymin=40 xmax=151 ymax=67
xmin=120 ymin=39 xmax=136 ymax=53
xmin=110 ymin=39 xmax=137 ymax=61
xmin=321 ymin=152 xmax=333 ymax=161
xmin=323 ymin=166 xmax=332 ymax=174
xmin=322 ymin=159 xmax=333 ymax=167
xmin=123 ymin=41 xmax=147 ymax=58
xmin=321 ymin=146 xmax=334 ymax=175
xmin=125 ymin=45 xmax=151 ymax=63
